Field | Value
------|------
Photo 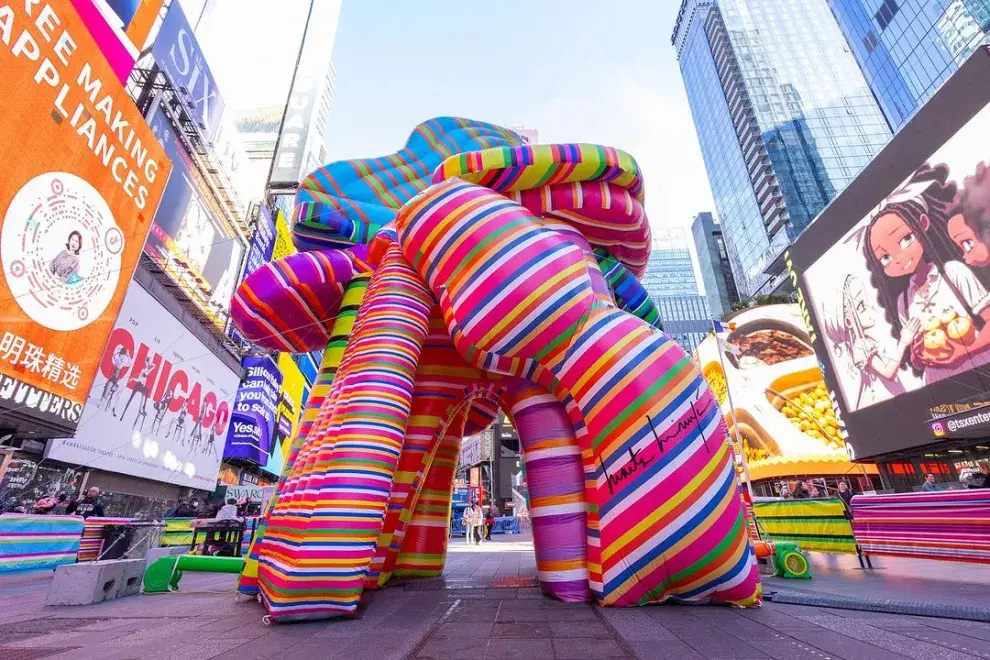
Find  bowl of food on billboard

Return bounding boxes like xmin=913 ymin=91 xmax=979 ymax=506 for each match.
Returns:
xmin=697 ymin=304 xmax=875 ymax=482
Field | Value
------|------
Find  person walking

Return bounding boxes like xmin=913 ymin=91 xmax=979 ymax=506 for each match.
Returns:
xmin=484 ymin=504 xmax=497 ymax=541
xmin=837 ymin=482 xmax=854 ymax=509
xmin=921 ymin=473 xmax=939 ymax=492
xmin=463 ymin=502 xmax=481 ymax=545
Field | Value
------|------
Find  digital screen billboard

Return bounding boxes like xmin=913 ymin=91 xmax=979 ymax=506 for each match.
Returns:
xmin=47 ymin=283 xmax=240 ymax=489
xmin=787 ymin=48 xmax=990 ymax=460
xmin=696 ymin=305 xmax=876 ymax=482
xmin=145 ymin=105 xmax=244 ymax=331
xmin=0 ymin=0 xmax=170 ymax=434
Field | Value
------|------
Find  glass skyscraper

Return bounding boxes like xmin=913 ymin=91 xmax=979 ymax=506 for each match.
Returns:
xmin=672 ymin=0 xmax=892 ymax=299
xmin=692 ymin=212 xmax=740 ymax=319
xmin=827 ymin=0 xmax=990 ymax=132
xmin=640 ymin=229 xmax=711 ymax=353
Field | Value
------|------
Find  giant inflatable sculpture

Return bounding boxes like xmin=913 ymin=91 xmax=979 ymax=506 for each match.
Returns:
xmin=230 ymin=118 xmax=761 ymax=622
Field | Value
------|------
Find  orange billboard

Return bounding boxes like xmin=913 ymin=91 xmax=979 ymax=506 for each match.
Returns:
xmin=0 ymin=0 xmax=171 ymax=433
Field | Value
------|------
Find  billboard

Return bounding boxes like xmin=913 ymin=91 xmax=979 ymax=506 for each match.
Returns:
xmin=68 ymin=0 xmax=167 ymax=82
xmin=144 ymin=104 xmax=244 ymax=329
xmin=696 ymin=305 xmax=877 ymax=482
xmin=787 ymin=48 xmax=990 ymax=460
xmin=224 ymin=356 xmax=282 ymax=464
xmin=0 ymin=0 xmax=170 ymax=434
xmin=243 ymin=206 xmax=276 ymax=278
xmin=268 ymin=0 xmax=342 ymax=192
xmin=46 ymin=284 xmax=240 ymax=489
xmin=150 ymin=0 xmax=224 ymax=145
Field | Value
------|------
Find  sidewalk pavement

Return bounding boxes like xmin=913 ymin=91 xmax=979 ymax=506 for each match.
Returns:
xmin=1 ymin=535 xmax=988 ymax=660
xmin=766 ymin=551 xmax=990 ymax=610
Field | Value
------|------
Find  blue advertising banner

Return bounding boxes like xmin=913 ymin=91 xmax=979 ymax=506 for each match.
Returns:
xmin=243 ymin=206 xmax=276 ymax=278
xmin=224 ymin=356 xmax=282 ymax=464
xmin=151 ymin=1 xmax=224 ymax=144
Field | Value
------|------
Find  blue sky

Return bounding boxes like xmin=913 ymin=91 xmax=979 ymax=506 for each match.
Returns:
xmin=187 ymin=0 xmax=714 ymax=246
xmin=326 ymin=1 xmax=715 ymax=236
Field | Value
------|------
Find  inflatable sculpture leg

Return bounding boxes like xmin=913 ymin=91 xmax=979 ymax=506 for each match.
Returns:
xmin=503 ymin=378 xmax=590 ymax=602
xmin=397 ymin=180 xmax=760 ymax=608
xmin=257 ymin=246 xmax=433 ymax=621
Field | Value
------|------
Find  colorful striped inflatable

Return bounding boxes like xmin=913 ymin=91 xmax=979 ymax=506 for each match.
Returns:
xmin=0 ymin=514 xmax=83 ymax=573
xmin=229 ymin=117 xmax=761 ymax=621
xmin=851 ymin=490 xmax=990 ymax=564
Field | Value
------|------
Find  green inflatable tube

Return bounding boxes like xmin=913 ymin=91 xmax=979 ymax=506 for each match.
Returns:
xmin=143 ymin=555 xmax=246 ymax=593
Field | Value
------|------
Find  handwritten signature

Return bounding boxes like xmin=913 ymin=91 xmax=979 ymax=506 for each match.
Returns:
xmin=600 ymin=393 xmax=714 ymax=495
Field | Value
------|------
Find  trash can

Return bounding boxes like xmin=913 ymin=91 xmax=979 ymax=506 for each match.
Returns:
xmin=99 ymin=524 xmax=135 ymax=560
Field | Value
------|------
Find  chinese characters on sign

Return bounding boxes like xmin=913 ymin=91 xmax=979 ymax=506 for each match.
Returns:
xmin=0 ymin=332 xmax=81 ymax=390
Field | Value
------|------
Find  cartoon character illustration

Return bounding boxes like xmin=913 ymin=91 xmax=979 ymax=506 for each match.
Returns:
xmin=822 ymin=274 xmax=919 ymax=408
xmin=49 ymin=230 xmax=82 ymax=283
xmin=948 ymin=160 xmax=990 ymax=273
xmin=863 ymin=163 xmax=990 ymax=383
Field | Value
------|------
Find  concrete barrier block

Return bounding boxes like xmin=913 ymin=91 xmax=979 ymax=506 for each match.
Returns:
xmin=117 ymin=558 xmax=146 ymax=597
xmin=46 ymin=560 xmax=125 ymax=606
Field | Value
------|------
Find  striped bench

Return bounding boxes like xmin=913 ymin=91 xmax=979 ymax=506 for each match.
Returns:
xmin=753 ymin=498 xmax=865 ymax=562
xmin=851 ymin=489 xmax=990 ymax=564
xmin=76 ymin=517 xmax=132 ymax=562
xmin=0 ymin=514 xmax=84 ymax=573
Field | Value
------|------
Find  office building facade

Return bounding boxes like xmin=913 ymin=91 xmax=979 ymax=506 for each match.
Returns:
xmin=672 ymin=0 xmax=892 ymax=299
xmin=692 ymin=212 xmax=740 ymax=319
xmin=639 ymin=229 xmax=711 ymax=353
xmin=827 ymin=0 xmax=990 ymax=132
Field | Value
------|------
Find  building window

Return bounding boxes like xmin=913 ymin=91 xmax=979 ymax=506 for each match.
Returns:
xmin=863 ymin=30 xmax=879 ymax=54
xmin=874 ymin=0 xmax=899 ymax=31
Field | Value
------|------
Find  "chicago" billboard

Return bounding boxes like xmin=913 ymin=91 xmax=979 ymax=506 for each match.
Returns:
xmin=47 ymin=283 xmax=240 ymax=489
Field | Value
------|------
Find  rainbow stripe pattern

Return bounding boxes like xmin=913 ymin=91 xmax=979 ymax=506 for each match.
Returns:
xmin=851 ymin=490 xmax=990 ymax=563
xmin=229 ymin=117 xmax=760 ymax=621
xmin=0 ymin=514 xmax=83 ymax=573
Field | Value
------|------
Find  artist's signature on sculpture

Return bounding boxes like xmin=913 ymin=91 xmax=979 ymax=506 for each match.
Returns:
xmin=600 ymin=393 xmax=713 ymax=495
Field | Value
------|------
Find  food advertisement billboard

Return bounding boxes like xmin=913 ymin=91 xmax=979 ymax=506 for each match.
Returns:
xmin=0 ymin=0 xmax=170 ymax=434
xmin=46 ymin=283 xmax=240 ymax=489
xmin=696 ymin=305 xmax=877 ymax=482
xmin=787 ymin=49 xmax=990 ymax=459
xmin=144 ymin=105 xmax=244 ymax=331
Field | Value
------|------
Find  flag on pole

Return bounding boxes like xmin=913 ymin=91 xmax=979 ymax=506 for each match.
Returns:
xmin=718 ymin=336 xmax=742 ymax=357
xmin=712 ymin=320 xmax=736 ymax=334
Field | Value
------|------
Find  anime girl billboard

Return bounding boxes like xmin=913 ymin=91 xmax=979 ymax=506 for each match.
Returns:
xmin=804 ymin=105 xmax=990 ymax=415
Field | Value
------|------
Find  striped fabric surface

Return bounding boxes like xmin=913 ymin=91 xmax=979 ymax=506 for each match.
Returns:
xmin=595 ymin=249 xmax=662 ymax=330
xmin=433 ymin=144 xmax=644 ymax=203
xmin=506 ymin=379 xmax=590 ymax=602
xmin=396 ymin=177 xmax=760 ymax=607
xmin=0 ymin=514 xmax=84 ymax=573
xmin=506 ymin=182 xmax=650 ymax=277
xmin=753 ymin=499 xmax=857 ymax=554
xmin=851 ymin=490 xmax=990 ymax=563
xmin=292 ymin=117 xmax=523 ymax=252
xmin=230 ymin=247 xmax=369 ymax=353
xmin=239 ymin=278 xmax=371 ymax=596
xmin=76 ymin=517 xmax=131 ymax=561
xmin=387 ymin=404 xmax=470 ymax=580
xmin=256 ymin=245 xmax=434 ymax=621
xmin=365 ymin=311 xmax=489 ymax=587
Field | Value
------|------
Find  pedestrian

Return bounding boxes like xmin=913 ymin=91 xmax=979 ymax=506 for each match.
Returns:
xmin=837 ymin=481 xmax=854 ymax=509
xmin=979 ymin=462 xmax=990 ymax=488
xmin=216 ymin=498 xmax=240 ymax=520
xmin=484 ymin=504 xmax=497 ymax=541
xmin=66 ymin=487 xmax=105 ymax=518
xmin=32 ymin=493 xmax=68 ymax=515
xmin=921 ymin=473 xmax=939 ymax=492
xmin=463 ymin=502 xmax=481 ymax=545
